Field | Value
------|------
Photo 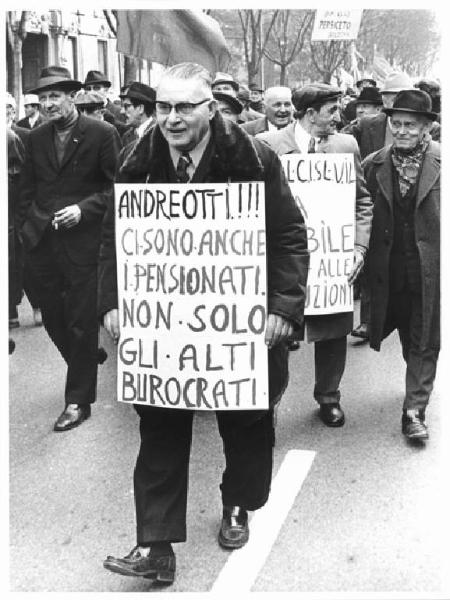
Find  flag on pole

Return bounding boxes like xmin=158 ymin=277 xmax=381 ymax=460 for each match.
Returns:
xmin=116 ymin=10 xmax=231 ymax=74
xmin=370 ymin=51 xmax=393 ymax=84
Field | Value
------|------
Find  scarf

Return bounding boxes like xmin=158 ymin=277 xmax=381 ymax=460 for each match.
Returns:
xmin=391 ymin=139 xmax=428 ymax=197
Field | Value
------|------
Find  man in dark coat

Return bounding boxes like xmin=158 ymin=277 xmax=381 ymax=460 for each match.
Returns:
xmin=19 ymin=65 xmax=121 ymax=432
xmin=258 ymin=83 xmax=373 ymax=428
xmin=363 ymin=90 xmax=440 ymax=441
xmin=118 ymin=81 xmax=156 ymax=149
xmin=99 ymin=62 xmax=309 ymax=585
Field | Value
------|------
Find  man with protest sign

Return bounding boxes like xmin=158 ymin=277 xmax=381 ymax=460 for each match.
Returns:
xmin=98 ymin=62 xmax=309 ymax=584
xmin=257 ymin=83 xmax=372 ymax=428
xmin=363 ymin=89 xmax=440 ymax=441
xmin=19 ymin=66 xmax=121 ymax=431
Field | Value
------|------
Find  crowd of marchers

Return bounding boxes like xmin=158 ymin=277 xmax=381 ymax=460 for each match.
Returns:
xmin=7 ymin=60 xmax=440 ymax=587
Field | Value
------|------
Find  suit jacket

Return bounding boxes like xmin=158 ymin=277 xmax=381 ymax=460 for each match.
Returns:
xmin=257 ymin=122 xmax=373 ymax=342
xmin=240 ymin=116 xmax=269 ymax=136
xmin=19 ymin=113 xmax=121 ymax=265
xmin=364 ymin=141 xmax=440 ymax=351
xmin=16 ymin=114 xmax=46 ymax=130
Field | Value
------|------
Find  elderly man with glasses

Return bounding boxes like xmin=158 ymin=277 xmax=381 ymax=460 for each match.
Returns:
xmin=98 ymin=62 xmax=309 ymax=586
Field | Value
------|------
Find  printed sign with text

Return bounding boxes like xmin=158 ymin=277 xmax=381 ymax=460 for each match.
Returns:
xmin=114 ymin=182 xmax=268 ymax=410
xmin=281 ymin=153 xmax=355 ymax=316
xmin=311 ymin=9 xmax=363 ymax=41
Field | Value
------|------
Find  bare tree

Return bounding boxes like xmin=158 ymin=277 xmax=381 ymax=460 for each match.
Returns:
xmin=6 ymin=11 xmax=29 ymax=105
xmin=262 ymin=10 xmax=314 ymax=85
xmin=237 ymin=9 xmax=279 ymax=86
xmin=357 ymin=10 xmax=440 ymax=76
xmin=309 ymin=40 xmax=351 ymax=83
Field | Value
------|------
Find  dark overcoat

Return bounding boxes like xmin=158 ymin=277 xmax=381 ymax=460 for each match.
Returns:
xmin=19 ymin=113 xmax=121 ymax=265
xmin=257 ymin=122 xmax=373 ymax=342
xmin=98 ymin=113 xmax=310 ymax=406
xmin=363 ymin=141 xmax=440 ymax=351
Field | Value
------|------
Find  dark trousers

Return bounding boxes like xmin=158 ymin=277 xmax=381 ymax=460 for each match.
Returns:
xmin=313 ymin=336 xmax=347 ymax=405
xmin=26 ymin=229 xmax=99 ymax=406
xmin=383 ymin=290 xmax=439 ymax=412
xmin=133 ymin=405 xmax=274 ymax=544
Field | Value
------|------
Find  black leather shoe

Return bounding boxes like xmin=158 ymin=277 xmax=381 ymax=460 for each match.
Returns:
xmin=218 ymin=505 xmax=249 ymax=549
xmin=53 ymin=404 xmax=91 ymax=432
xmin=351 ymin=323 xmax=369 ymax=339
xmin=103 ymin=546 xmax=175 ymax=584
xmin=287 ymin=340 xmax=300 ymax=351
xmin=402 ymin=412 xmax=428 ymax=440
xmin=319 ymin=403 xmax=345 ymax=427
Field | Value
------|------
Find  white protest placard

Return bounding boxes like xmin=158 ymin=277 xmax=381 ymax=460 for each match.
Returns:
xmin=311 ymin=9 xmax=362 ymax=41
xmin=114 ymin=182 xmax=268 ymax=410
xmin=281 ymin=154 xmax=355 ymax=316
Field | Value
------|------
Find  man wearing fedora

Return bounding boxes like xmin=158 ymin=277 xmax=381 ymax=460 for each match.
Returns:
xmin=83 ymin=70 xmax=127 ymax=135
xmin=257 ymin=83 xmax=372 ymax=428
xmin=17 ymin=94 xmax=46 ymax=130
xmin=349 ymin=72 xmax=416 ymax=161
xmin=342 ymin=87 xmax=383 ymax=132
xmin=212 ymin=91 xmax=243 ymax=123
xmin=19 ymin=65 xmax=121 ymax=432
xmin=119 ymin=82 xmax=156 ymax=149
xmin=364 ymin=89 xmax=440 ymax=442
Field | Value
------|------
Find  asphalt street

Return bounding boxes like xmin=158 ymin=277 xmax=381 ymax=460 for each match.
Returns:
xmin=8 ymin=299 xmax=449 ymax=595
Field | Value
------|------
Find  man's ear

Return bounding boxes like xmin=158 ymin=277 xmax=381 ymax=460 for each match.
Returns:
xmin=208 ymin=99 xmax=218 ymax=120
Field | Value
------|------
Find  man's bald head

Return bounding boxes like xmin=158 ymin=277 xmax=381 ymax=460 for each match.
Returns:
xmin=264 ymin=86 xmax=293 ymax=129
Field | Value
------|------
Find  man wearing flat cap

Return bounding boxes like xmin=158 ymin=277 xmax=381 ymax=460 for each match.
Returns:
xmin=83 ymin=69 xmax=125 ymax=127
xmin=363 ymin=89 xmax=440 ymax=442
xmin=19 ymin=65 xmax=121 ymax=432
xmin=258 ymin=82 xmax=372 ymax=428
xmin=75 ymin=90 xmax=107 ymax=121
xmin=119 ymin=81 xmax=156 ymax=150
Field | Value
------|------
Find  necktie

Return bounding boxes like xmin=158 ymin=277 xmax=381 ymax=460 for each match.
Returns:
xmin=307 ymin=136 xmax=316 ymax=153
xmin=176 ymin=153 xmax=192 ymax=183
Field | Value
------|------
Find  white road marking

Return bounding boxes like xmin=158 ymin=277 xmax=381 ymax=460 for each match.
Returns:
xmin=211 ymin=449 xmax=315 ymax=592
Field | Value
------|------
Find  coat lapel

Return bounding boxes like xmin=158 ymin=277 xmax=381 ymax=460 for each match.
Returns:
xmin=416 ymin=147 xmax=440 ymax=209
xmin=59 ymin=117 xmax=85 ymax=170
xmin=40 ymin=124 xmax=59 ymax=172
xmin=375 ymin=148 xmax=394 ymax=212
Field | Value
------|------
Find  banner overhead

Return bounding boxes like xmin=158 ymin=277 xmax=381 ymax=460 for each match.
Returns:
xmin=117 ymin=10 xmax=231 ymax=73
xmin=281 ymin=154 xmax=356 ymax=316
xmin=311 ymin=9 xmax=363 ymax=41
xmin=114 ymin=182 xmax=268 ymax=410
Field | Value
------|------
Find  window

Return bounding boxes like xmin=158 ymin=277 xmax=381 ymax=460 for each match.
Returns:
xmin=98 ymin=40 xmax=108 ymax=77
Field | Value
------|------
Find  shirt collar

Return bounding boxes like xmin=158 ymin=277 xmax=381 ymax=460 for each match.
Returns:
xmin=168 ymin=128 xmax=211 ymax=176
xmin=136 ymin=116 xmax=154 ymax=139
xmin=294 ymin=122 xmax=318 ymax=153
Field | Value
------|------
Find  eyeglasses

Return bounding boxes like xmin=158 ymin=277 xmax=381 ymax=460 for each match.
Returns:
xmin=122 ymin=102 xmax=134 ymax=109
xmin=155 ymin=99 xmax=211 ymax=116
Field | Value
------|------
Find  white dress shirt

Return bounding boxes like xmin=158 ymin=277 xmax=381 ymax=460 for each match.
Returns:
xmin=168 ymin=129 xmax=211 ymax=181
xmin=294 ymin=122 xmax=321 ymax=153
